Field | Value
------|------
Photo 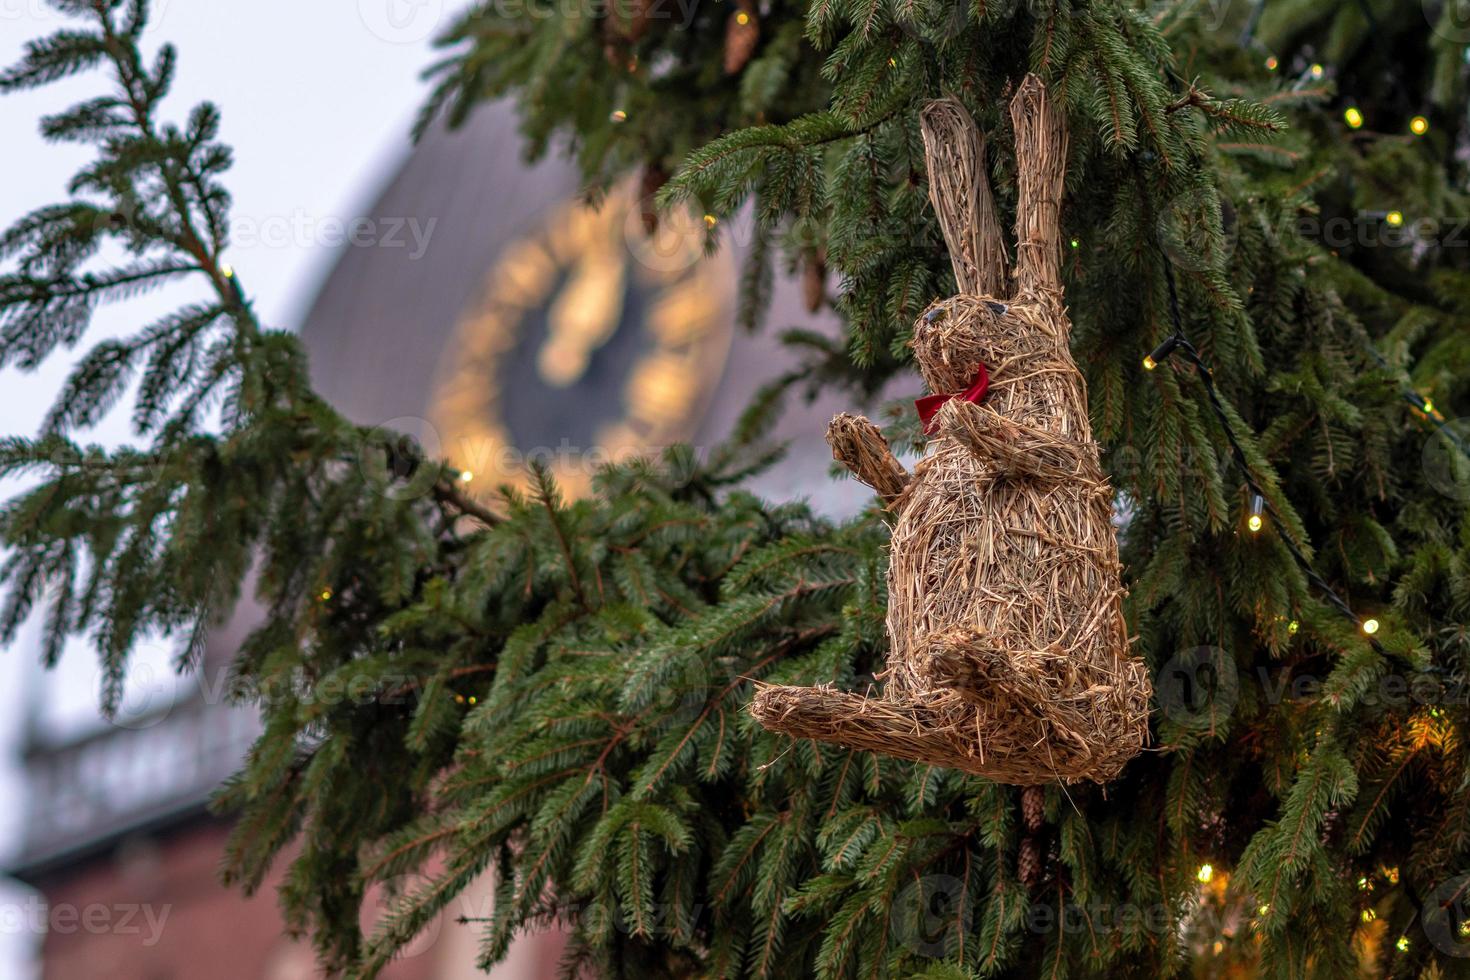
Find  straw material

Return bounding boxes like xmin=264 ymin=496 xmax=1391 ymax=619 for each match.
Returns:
xmin=750 ymin=76 xmax=1151 ymax=785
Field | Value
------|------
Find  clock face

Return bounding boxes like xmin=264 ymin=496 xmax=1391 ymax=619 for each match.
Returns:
xmin=429 ymin=186 xmax=734 ymax=499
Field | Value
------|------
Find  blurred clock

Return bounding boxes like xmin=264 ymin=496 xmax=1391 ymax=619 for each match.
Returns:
xmin=429 ymin=187 xmax=734 ymax=499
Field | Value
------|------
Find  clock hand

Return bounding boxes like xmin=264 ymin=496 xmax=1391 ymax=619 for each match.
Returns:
xmin=539 ymin=246 xmax=628 ymax=387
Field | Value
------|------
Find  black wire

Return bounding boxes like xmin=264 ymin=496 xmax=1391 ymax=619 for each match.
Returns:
xmin=1238 ymin=0 xmax=1267 ymax=49
xmin=1360 ymin=343 xmax=1470 ymax=459
xmin=1153 ymin=248 xmax=1387 ymax=654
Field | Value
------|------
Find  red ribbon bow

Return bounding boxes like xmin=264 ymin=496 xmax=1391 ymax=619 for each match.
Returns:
xmin=915 ymin=363 xmax=990 ymax=436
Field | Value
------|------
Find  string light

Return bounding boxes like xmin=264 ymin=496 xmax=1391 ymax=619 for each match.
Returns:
xmin=1288 ymin=620 xmax=1300 ymax=634
xmin=1386 ymin=210 xmax=1404 ymax=228
xmin=704 ymin=214 xmax=718 ymax=229
xmin=1247 ymin=493 xmax=1266 ymax=533
xmin=1196 ymin=863 xmax=1214 ymax=883
xmin=735 ymin=10 xmax=750 ymax=23
xmin=1361 ymin=908 xmax=1376 ymax=922
xmin=1362 ymin=346 xmax=1469 ymax=457
xmin=1362 ymin=618 xmax=1380 ymax=636
xmin=1265 ymin=55 xmax=1279 ymax=71
xmin=1140 ymin=240 xmax=1389 ymax=654
xmin=1410 ymin=115 xmax=1429 ymax=136
xmin=468 ymin=695 xmax=477 ymax=705
xmin=1344 ymin=106 xmax=1364 ymax=129
xmin=318 ymin=588 xmax=332 ymax=602
xmin=609 ymin=109 xmax=627 ymax=123
xmin=1143 ymin=335 xmax=1180 ymax=371
xmin=458 ymin=470 xmax=474 ymax=483
xmin=1309 ymin=63 xmax=1325 ymax=79
xmin=219 ymin=262 xmax=247 ymax=305
xmin=1069 ymin=237 xmax=1081 ymax=249
xmin=1396 ymin=937 xmax=1410 ymax=953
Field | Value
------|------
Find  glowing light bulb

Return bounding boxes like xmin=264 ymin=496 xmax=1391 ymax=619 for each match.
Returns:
xmin=1310 ymin=63 xmax=1324 ymax=79
xmin=1144 ymin=336 xmax=1180 ymax=372
xmin=1386 ymin=211 xmax=1404 ymax=228
xmin=1069 ymin=238 xmax=1080 ymax=249
xmin=1247 ymin=494 xmax=1265 ymax=533
xmin=1265 ymin=55 xmax=1279 ymax=71
xmin=459 ymin=470 xmax=474 ymax=483
xmin=704 ymin=214 xmax=717 ymax=229
xmin=610 ymin=109 xmax=627 ymax=123
xmin=221 ymin=263 xmax=235 ymax=278
xmin=1362 ymin=908 xmax=1376 ymax=922
xmin=1421 ymin=396 xmax=1435 ymax=415
xmin=1344 ymin=107 xmax=1364 ymax=129
xmin=1396 ymin=937 xmax=1410 ymax=953
xmin=1197 ymin=863 xmax=1214 ymax=883
xmin=319 ymin=588 xmax=332 ymax=602
xmin=1362 ymin=618 xmax=1380 ymax=636
xmin=1410 ymin=116 xmax=1429 ymax=136
xmin=735 ymin=10 xmax=749 ymax=23
xmin=1288 ymin=620 xmax=1300 ymax=635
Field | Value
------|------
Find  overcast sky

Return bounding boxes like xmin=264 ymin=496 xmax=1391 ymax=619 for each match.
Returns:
xmin=0 ymin=3 xmax=469 ymax=973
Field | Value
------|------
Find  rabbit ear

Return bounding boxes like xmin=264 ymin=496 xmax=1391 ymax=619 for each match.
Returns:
xmin=920 ymin=98 xmax=1009 ymax=297
xmin=1009 ymin=74 xmax=1068 ymax=298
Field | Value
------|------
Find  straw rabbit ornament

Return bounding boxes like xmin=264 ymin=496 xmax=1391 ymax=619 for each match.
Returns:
xmin=750 ymin=76 xmax=1151 ymax=784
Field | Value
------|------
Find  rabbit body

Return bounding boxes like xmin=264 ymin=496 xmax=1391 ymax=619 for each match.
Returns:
xmin=750 ymin=77 xmax=1150 ymax=784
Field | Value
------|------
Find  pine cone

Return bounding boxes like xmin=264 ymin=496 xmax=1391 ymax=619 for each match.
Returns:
xmin=605 ymin=0 xmax=652 ymax=42
xmin=1021 ymin=785 xmax=1044 ymax=834
xmin=802 ymin=249 xmax=826 ymax=312
xmin=639 ymin=163 xmax=670 ymax=236
xmin=1018 ymin=837 xmax=1042 ymax=889
xmin=723 ymin=0 xmax=759 ymax=75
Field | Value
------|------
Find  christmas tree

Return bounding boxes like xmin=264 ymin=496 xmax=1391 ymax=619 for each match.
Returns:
xmin=4 ymin=0 xmax=1470 ymax=976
